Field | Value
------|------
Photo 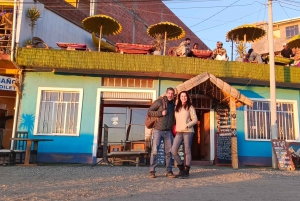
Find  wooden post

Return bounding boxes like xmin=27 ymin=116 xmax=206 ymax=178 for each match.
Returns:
xmin=163 ymin=31 xmax=167 ymax=55
xmin=98 ymin=25 xmax=102 ymax=52
xmin=230 ymin=97 xmax=238 ymax=169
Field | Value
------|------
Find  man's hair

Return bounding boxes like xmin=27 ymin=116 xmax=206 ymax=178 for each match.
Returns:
xmin=185 ymin=38 xmax=191 ymax=41
xmin=166 ymin=87 xmax=175 ymax=93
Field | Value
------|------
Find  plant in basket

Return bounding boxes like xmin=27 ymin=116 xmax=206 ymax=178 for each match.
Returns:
xmin=235 ymin=40 xmax=247 ymax=62
xmin=152 ymin=33 xmax=164 ymax=55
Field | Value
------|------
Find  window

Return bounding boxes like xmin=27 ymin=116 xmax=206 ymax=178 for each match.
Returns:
xmin=101 ymin=107 xmax=148 ymax=143
xmin=103 ymin=77 xmax=154 ymax=88
xmin=245 ymin=100 xmax=298 ymax=141
xmin=34 ymin=88 xmax=83 ymax=136
xmin=286 ymin=25 xmax=299 ymax=39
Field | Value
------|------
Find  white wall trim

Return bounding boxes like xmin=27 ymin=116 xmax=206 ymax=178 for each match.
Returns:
xmin=92 ymin=88 xmax=157 ymax=157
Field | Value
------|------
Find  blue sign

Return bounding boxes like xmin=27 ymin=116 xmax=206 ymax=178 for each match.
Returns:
xmin=0 ymin=76 xmax=16 ymax=91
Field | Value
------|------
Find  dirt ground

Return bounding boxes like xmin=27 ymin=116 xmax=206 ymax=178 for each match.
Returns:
xmin=1 ymin=165 xmax=300 ymax=201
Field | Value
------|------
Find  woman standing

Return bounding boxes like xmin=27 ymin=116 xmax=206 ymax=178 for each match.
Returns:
xmin=171 ymin=91 xmax=198 ymax=179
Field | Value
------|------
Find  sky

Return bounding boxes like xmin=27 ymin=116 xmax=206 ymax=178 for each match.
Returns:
xmin=163 ymin=0 xmax=300 ymax=60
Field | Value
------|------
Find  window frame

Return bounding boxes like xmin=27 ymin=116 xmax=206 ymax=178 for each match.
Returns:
xmin=285 ymin=25 xmax=299 ymax=39
xmin=244 ymin=98 xmax=299 ymax=142
xmin=34 ymin=87 xmax=83 ymax=136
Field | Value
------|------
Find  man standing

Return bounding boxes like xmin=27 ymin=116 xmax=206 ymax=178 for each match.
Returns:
xmin=281 ymin=43 xmax=294 ymax=59
xmin=212 ymin=41 xmax=228 ymax=61
xmin=148 ymin=87 xmax=176 ymax=178
xmin=175 ymin=38 xmax=191 ymax=57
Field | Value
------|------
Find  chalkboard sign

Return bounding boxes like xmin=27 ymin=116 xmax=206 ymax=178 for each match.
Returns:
xmin=271 ymin=139 xmax=295 ymax=171
xmin=215 ymin=107 xmax=232 ymax=166
xmin=215 ymin=134 xmax=232 ymax=165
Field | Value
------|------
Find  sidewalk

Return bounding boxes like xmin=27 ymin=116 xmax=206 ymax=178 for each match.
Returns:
xmin=0 ymin=165 xmax=299 ymax=201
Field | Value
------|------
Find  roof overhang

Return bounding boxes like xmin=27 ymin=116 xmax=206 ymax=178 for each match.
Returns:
xmin=0 ymin=60 xmax=19 ymax=75
xmin=163 ymin=72 xmax=253 ymax=108
xmin=0 ymin=0 xmax=14 ymax=6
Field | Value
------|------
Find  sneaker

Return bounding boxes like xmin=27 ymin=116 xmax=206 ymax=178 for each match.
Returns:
xmin=166 ymin=171 xmax=176 ymax=178
xmin=149 ymin=171 xmax=156 ymax=178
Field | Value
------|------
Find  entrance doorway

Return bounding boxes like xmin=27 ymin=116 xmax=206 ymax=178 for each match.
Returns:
xmin=191 ymin=96 xmax=212 ymax=162
xmin=192 ymin=109 xmax=211 ymax=161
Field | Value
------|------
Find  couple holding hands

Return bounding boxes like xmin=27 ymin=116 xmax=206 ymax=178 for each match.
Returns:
xmin=147 ymin=87 xmax=198 ymax=179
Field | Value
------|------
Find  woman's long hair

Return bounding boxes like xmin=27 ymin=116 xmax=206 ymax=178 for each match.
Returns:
xmin=175 ymin=91 xmax=192 ymax=112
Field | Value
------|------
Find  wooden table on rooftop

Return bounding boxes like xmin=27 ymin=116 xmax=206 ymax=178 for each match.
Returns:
xmin=10 ymin=138 xmax=53 ymax=166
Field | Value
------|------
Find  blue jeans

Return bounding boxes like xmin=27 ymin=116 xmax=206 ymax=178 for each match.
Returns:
xmin=149 ymin=129 xmax=173 ymax=172
xmin=171 ymin=132 xmax=194 ymax=166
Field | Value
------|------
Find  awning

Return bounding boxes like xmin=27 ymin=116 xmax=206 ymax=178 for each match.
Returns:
xmin=164 ymin=72 xmax=253 ymax=108
xmin=0 ymin=60 xmax=19 ymax=75
xmin=0 ymin=0 xmax=14 ymax=6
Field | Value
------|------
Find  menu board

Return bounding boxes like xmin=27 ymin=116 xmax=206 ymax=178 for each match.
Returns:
xmin=215 ymin=108 xmax=232 ymax=166
xmin=215 ymin=135 xmax=232 ymax=165
xmin=271 ymin=139 xmax=295 ymax=171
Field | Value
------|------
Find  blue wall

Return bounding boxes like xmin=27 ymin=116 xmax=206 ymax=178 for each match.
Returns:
xmin=233 ymin=84 xmax=300 ymax=166
xmin=19 ymin=72 xmax=300 ymax=165
xmin=19 ymin=72 xmax=105 ymax=163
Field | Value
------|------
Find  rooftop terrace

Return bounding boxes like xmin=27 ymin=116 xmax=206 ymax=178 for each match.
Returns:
xmin=16 ymin=48 xmax=300 ymax=88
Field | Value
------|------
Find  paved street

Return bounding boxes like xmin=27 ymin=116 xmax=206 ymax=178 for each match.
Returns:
xmin=1 ymin=165 xmax=300 ymax=201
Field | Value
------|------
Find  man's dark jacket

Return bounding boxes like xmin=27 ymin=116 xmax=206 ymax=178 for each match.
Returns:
xmin=147 ymin=96 xmax=175 ymax=131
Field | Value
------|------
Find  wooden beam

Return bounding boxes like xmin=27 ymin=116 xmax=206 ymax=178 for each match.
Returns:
xmin=230 ymin=96 xmax=238 ymax=170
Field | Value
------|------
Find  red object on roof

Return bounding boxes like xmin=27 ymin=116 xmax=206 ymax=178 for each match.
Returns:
xmin=56 ymin=42 xmax=88 ymax=51
xmin=192 ymin=50 xmax=212 ymax=59
xmin=116 ymin=43 xmax=154 ymax=54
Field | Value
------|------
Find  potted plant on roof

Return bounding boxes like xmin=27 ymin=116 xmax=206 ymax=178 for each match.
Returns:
xmin=23 ymin=38 xmax=33 ymax=48
xmin=235 ymin=40 xmax=247 ymax=62
xmin=27 ymin=6 xmax=41 ymax=46
xmin=152 ymin=33 xmax=163 ymax=55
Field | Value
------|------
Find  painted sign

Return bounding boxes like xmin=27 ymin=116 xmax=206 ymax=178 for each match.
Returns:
xmin=271 ymin=139 xmax=295 ymax=171
xmin=0 ymin=75 xmax=16 ymax=91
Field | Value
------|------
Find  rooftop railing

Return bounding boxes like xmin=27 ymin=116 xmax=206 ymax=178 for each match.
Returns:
xmin=16 ymin=47 xmax=300 ymax=85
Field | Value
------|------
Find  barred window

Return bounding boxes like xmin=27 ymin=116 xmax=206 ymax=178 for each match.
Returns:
xmin=103 ymin=77 xmax=154 ymax=88
xmin=286 ymin=25 xmax=299 ymax=39
xmin=35 ymin=88 xmax=83 ymax=136
xmin=245 ymin=100 xmax=297 ymax=141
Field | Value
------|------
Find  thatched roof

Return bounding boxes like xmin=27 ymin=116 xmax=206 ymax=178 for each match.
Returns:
xmin=169 ymin=72 xmax=253 ymax=108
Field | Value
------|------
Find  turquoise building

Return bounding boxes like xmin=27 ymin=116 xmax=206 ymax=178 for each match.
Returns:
xmin=15 ymin=49 xmax=300 ymax=166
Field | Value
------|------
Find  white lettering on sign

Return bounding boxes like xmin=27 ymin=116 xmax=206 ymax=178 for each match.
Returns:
xmin=0 ymin=76 xmax=16 ymax=91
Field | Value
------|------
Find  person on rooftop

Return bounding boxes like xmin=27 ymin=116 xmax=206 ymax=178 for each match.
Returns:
xmin=188 ymin=43 xmax=199 ymax=57
xmin=212 ymin=41 xmax=228 ymax=61
xmin=175 ymin=38 xmax=191 ymax=57
xmin=247 ymin=48 xmax=263 ymax=64
xmin=281 ymin=43 xmax=294 ymax=59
